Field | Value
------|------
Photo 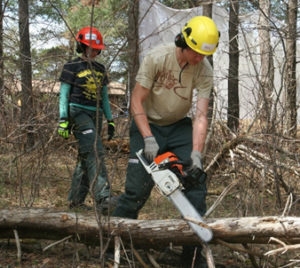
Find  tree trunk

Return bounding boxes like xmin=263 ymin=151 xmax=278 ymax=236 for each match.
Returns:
xmin=227 ymin=0 xmax=240 ymax=132
xmin=258 ymin=0 xmax=274 ymax=131
xmin=0 ymin=0 xmax=3 ymax=111
xmin=189 ymin=0 xmax=215 ymax=161
xmin=0 ymin=208 xmax=300 ymax=248
xmin=18 ymin=0 xmax=35 ymax=149
xmin=284 ymin=0 xmax=297 ymax=137
xmin=127 ymin=0 xmax=139 ymax=98
xmin=0 ymin=0 xmax=5 ymax=139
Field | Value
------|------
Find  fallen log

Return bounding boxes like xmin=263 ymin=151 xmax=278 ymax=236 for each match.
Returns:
xmin=0 ymin=208 xmax=299 ymax=248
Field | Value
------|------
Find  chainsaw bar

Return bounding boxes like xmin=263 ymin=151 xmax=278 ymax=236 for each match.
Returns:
xmin=136 ymin=149 xmax=213 ymax=242
xmin=168 ymin=189 xmax=213 ymax=242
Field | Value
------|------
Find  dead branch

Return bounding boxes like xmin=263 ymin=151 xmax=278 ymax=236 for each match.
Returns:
xmin=265 ymin=237 xmax=300 ymax=256
xmin=205 ymin=135 xmax=300 ymax=177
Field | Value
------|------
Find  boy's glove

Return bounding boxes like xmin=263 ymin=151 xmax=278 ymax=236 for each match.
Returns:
xmin=144 ymin=136 xmax=159 ymax=162
xmin=190 ymin=150 xmax=203 ymax=170
xmin=107 ymin=120 xmax=115 ymax=141
xmin=58 ymin=119 xmax=69 ymax=139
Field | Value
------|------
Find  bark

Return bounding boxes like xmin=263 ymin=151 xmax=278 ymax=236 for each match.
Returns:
xmin=284 ymin=0 xmax=297 ymax=137
xmin=18 ymin=0 xmax=35 ymax=148
xmin=0 ymin=208 xmax=300 ymax=248
xmin=0 ymin=0 xmax=3 ymax=109
xmin=258 ymin=0 xmax=274 ymax=128
xmin=127 ymin=0 xmax=139 ymax=96
xmin=227 ymin=0 xmax=240 ymax=132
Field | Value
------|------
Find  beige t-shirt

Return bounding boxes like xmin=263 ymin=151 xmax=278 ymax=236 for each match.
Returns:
xmin=136 ymin=43 xmax=213 ymax=126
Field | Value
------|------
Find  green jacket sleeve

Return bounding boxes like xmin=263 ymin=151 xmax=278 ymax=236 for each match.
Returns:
xmin=59 ymin=82 xmax=71 ymax=119
xmin=101 ymin=85 xmax=113 ymax=121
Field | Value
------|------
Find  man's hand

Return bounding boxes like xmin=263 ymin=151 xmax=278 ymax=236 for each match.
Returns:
xmin=190 ymin=150 xmax=203 ymax=170
xmin=107 ymin=120 xmax=115 ymax=141
xmin=58 ymin=119 xmax=69 ymax=139
xmin=144 ymin=136 xmax=159 ymax=162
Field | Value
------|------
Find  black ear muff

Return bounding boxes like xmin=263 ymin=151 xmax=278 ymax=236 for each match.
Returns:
xmin=175 ymin=33 xmax=188 ymax=49
xmin=76 ymin=42 xmax=84 ymax=53
xmin=76 ymin=42 xmax=88 ymax=54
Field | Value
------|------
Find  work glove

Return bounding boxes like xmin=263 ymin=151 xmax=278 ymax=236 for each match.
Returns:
xmin=190 ymin=150 xmax=203 ymax=170
xmin=144 ymin=136 xmax=159 ymax=162
xmin=58 ymin=119 xmax=69 ymax=139
xmin=107 ymin=120 xmax=115 ymax=141
xmin=181 ymin=167 xmax=207 ymax=190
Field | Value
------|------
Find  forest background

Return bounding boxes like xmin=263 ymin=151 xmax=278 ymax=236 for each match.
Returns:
xmin=0 ymin=0 xmax=299 ymax=267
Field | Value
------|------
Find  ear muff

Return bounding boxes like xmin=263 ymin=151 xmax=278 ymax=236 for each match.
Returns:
xmin=76 ymin=42 xmax=85 ymax=53
xmin=175 ymin=33 xmax=188 ymax=49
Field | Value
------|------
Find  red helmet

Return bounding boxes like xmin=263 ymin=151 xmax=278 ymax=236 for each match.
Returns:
xmin=76 ymin=26 xmax=105 ymax=50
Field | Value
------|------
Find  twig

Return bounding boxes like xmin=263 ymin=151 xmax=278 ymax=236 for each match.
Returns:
xmin=183 ymin=216 xmax=211 ymax=229
xmin=114 ymin=236 xmax=121 ymax=268
xmin=215 ymin=239 xmax=262 ymax=257
xmin=117 ymin=236 xmax=132 ymax=267
xmin=205 ymin=178 xmax=240 ymax=217
xmin=229 ymin=149 xmax=235 ymax=169
xmin=281 ymin=193 xmax=293 ymax=217
xmin=146 ymin=251 xmax=161 ymax=268
xmin=42 ymin=235 xmax=73 ymax=252
xmin=202 ymin=243 xmax=215 ymax=268
xmin=133 ymin=248 xmax=150 ymax=268
xmin=265 ymin=237 xmax=300 ymax=256
xmin=280 ymin=260 xmax=300 ymax=268
xmin=13 ymin=229 xmax=21 ymax=264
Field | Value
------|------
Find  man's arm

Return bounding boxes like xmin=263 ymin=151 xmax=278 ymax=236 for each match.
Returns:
xmin=192 ymin=97 xmax=209 ymax=153
xmin=130 ymin=82 xmax=152 ymax=138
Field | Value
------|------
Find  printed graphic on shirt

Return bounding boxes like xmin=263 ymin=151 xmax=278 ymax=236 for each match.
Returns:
xmin=155 ymin=68 xmax=188 ymax=100
xmin=77 ymin=69 xmax=104 ymax=101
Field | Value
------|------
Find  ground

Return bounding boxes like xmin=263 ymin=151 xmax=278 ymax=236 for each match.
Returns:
xmin=0 ymin=122 xmax=299 ymax=267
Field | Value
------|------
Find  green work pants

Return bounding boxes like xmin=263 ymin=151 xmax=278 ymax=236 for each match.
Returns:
xmin=68 ymin=106 xmax=110 ymax=205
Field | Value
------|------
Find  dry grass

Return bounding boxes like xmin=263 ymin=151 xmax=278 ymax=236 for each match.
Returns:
xmin=0 ymin=117 xmax=300 ymax=267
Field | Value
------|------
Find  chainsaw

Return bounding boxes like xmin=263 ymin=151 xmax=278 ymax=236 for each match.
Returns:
xmin=136 ymin=149 xmax=213 ymax=242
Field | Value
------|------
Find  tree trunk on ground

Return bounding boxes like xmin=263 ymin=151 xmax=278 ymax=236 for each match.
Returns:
xmin=0 ymin=208 xmax=300 ymax=248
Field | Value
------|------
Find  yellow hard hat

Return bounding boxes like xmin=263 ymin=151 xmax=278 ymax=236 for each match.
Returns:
xmin=182 ymin=16 xmax=219 ymax=55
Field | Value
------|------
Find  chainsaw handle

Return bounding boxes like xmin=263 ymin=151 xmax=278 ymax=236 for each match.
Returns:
xmin=157 ymin=159 xmax=191 ymax=170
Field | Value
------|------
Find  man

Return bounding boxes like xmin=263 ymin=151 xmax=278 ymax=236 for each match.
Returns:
xmin=113 ymin=16 xmax=219 ymax=267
